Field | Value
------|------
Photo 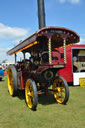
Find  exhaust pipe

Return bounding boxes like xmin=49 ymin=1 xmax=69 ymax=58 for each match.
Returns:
xmin=37 ymin=0 xmax=46 ymax=29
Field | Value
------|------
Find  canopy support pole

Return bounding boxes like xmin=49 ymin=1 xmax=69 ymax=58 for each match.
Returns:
xmin=23 ymin=52 xmax=26 ymax=62
xmin=15 ymin=54 xmax=17 ymax=64
xmin=48 ymin=38 xmax=52 ymax=64
xmin=63 ymin=39 xmax=67 ymax=64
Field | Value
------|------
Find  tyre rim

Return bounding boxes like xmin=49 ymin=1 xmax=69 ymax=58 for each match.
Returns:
xmin=25 ymin=80 xmax=34 ymax=109
xmin=52 ymin=78 xmax=66 ymax=103
xmin=8 ymin=67 xmax=14 ymax=96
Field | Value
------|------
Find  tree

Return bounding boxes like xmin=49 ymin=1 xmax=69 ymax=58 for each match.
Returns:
xmin=2 ymin=59 xmax=8 ymax=63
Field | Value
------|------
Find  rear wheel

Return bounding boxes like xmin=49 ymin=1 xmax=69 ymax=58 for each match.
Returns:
xmin=8 ymin=65 xmax=17 ymax=96
xmin=25 ymin=79 xmax=38 ymax=110
xmin=52 ymin=76 xmax=69 ymax=104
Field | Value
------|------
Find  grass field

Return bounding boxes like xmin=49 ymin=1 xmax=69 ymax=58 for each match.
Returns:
xmin=0 ymin=76 xmax=85 ymax=128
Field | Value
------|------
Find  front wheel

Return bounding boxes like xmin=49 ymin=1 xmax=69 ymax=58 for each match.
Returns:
xmin=52 ymin=76 xmax=69 ymax=104
xmin=25 ymin=79 xmax=38 ymax=110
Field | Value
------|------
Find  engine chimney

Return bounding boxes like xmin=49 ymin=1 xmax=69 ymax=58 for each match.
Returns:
xmin=37 ymin=0 xmax=46 ymax=29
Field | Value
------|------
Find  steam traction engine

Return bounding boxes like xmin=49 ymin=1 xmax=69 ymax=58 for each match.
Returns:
xmin=7 ymin=27 xmax=79 ymax=110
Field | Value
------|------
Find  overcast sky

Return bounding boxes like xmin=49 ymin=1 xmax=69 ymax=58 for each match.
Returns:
xmin=0 ymin=0 xmax=85 ymax=62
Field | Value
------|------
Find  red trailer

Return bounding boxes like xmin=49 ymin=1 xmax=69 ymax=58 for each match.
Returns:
xmin=58 ymin=44 xmax=85 ymax=86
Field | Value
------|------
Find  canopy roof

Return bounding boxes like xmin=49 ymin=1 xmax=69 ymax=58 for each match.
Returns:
xmin=7 ymin=26 xmax=80 ymax=56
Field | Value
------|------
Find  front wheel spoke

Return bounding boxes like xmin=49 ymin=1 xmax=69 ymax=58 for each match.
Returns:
xmin=53 ymin=81 xmax=66 ymax=102
xmin=60 ymin=88 xmax=65 ymax=93
xmin=58 ymin=89 xmax=65 ymax=97
xmin=27 ymin=90 xmax=33 ymax=97
xmin=59 ymin=92 xmax=65 ymax=100
xmin=10 ymin=81 xmax=13 ymax=86
xmin=28 ymin=96 xmax=33 ymax=108
xmin=57 ymin=87 xmax=61 ymax=92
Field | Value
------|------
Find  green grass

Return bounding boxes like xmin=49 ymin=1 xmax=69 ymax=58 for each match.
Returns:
xmin=0 ymin=76 xmax=85 ymax=128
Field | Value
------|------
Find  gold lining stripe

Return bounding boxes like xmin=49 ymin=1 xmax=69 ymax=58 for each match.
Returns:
xmin=57 ymin=43 xmax=73 ymax=49
xmin=9 ymin=41 xmax=38 ymax=56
